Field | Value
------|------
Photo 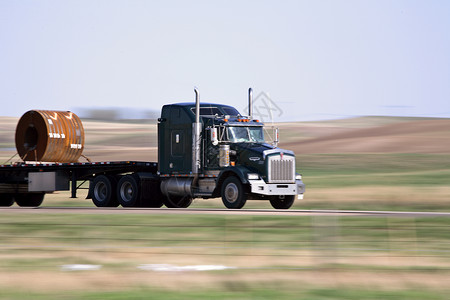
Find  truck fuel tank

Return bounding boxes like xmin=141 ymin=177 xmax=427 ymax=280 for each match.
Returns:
xmin=219 ymin=144 xmax=230 ymax=167
xmin=160 ymin=177 xmax=193 ymax=198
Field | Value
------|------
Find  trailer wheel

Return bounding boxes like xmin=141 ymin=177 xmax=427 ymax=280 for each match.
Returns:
xmin=117 ymin=174 xmax=140 ymax=207
xmin=0 ymin=194 xmax=15 ymax=207
xmin=270 ymin=195 xmax=295 ymax=209
xmin=221 ymin=176 xmax=247 ymax=209
xmin=92 ymin=175 xmax=119 ymax=207
xmin=163 ymin=195 xmax=193 ymax=208
xmin=15 ymin=193 xmax=44 ymax=207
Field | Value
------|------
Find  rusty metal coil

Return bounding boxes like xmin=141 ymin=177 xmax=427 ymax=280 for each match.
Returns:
xmin=15 ymin=110 xmax=85 ymax=162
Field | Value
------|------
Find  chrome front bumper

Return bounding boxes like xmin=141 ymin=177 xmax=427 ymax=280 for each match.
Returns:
xmin=249 ymin=179 xmax=305 ymax=198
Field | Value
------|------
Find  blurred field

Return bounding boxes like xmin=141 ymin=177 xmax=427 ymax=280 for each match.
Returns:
xmin=2 ymin=115 xmax=450 ymax=210
xmin=0 ymin=208 xmax=449 ymax=299
xmin=1 ymin=116 xmax=449 ymax=299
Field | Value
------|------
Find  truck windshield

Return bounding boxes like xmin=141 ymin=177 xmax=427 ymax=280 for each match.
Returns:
xmin=227 ymin=126 xmax=265 ymax=143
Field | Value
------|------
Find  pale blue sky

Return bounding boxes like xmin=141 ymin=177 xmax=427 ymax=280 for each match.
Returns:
xmin=1 ymin=0 xmax=449 ymax=121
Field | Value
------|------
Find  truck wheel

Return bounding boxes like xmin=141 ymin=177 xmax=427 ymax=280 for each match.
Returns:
xmin=92 ymin=175 xmax=119 ymax=207
xmin=270 ymin=195 xmax=295 ymax=209
xmin=15 ymin=193 xmax=44 ymax=207
xmin=117 ymin=174 xmax=140 ymax=207
xmin=163 ymin=195 xmax=193 ymax=208
xmin=0 ymin=194 xmax=15 ymax=207
xmin=221 ymin=176 xmax=247 ymax=209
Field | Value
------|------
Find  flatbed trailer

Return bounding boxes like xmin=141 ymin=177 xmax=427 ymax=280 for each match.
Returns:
xmin=0 ymin=161 xmax=158 ymax=207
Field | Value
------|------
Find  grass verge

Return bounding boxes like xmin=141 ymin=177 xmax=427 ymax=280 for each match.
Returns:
xmin=0 ymin=212 xmax=448 ymax=298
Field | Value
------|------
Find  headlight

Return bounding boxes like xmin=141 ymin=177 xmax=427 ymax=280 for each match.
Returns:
xmin=247 ymin=173 xmax=260 ymax=180
xmin=295 ymin=174 xmax=302 ymax=180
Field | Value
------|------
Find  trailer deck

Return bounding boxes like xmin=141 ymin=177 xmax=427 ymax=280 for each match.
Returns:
xmin=0 ymin=161 xmax=158 ymax=198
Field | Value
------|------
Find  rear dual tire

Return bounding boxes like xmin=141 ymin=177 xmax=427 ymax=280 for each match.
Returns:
xmin=0 ymin=194 xmax=15 ymax=207
xmin=91 ymin=174 xmax=164 ymax=208
xmin=15 ymin=193 xmax=45 ymax=207
xmin=117 ymin=174 xmax=164 ymax=208
xmin=117 ymin=174 xmax=140 ymax=207
xmin=92 ymin=175 xmax=120 ymax=207
xmin=0 ymin=193 xmax=44 ymax=207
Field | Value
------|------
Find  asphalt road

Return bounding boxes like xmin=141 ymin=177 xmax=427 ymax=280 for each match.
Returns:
xmin=0 ymin=207 xmax=449 ymax=217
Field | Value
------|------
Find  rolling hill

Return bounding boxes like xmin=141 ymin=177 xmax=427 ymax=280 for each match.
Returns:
xmin=278 ymin=117 xmax=450 ymax=154
xmin=2 ymin=116 xmax=450 ymax=163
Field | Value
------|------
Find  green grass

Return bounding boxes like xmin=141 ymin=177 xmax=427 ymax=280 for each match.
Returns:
xmin=298 ymin=153 xmax=450 ymax=187
xmin=0 ymin=213 xmax=448 ymax=265
xmin=290 ymin=153 xmax=450 ymax=211
xmin=1 ymin=287 xmax=448 ymax=300
xmin=0 ymin=213 xmax=448 ymax=298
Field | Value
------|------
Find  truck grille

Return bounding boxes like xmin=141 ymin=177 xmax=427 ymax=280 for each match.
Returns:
xmin=268 ymin=155 xmax=295 ymax=183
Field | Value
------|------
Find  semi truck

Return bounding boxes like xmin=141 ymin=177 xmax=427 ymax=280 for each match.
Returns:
xmin=0 ymin=88 xmax=305 ymax=209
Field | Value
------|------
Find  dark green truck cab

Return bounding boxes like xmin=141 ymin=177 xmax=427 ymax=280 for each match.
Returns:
xmin=157 ymin=90 xmax=305 ymax=209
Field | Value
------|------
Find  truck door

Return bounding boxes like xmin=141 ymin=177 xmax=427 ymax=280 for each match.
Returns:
xmin=158 ymin=105 xmax=194 ymax=174
xmin=170 ymin=129 xmax=185 ymax=171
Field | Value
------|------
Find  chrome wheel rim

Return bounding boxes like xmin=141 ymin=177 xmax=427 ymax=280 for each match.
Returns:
xmin=224 ymin=183 xmax=239 ymax=203
xmin=94 ymin=182 xmax=107 ymax=201
xmin=120 ymin=182 xmax=133 ymax=202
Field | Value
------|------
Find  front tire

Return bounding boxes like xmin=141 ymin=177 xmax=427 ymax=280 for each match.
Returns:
xmin=221 ymin=176 xmax=247 ymax=209
xmin=92 ymin=175 xmax=119 ymax=207
xmin=270 ymin=195 xmax=295 ymax=209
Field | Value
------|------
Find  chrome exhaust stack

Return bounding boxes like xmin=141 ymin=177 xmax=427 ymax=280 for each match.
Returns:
xmin=194 ymin=87 xmax=200 ymax=124
xmin=248 ymin=87 xmax=253 ymax=120
xmin=192 ymin=87 xmax=202 ymax=176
